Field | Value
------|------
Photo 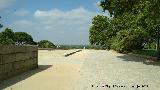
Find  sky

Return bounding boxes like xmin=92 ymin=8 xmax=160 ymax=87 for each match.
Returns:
xmin=0 ymin=0 xmax=109 ymax=45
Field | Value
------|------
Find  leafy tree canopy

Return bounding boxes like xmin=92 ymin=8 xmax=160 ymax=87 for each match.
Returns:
xmin=0 ymin=28 xmax=15 ymax=44
xmin=89 ymin=15 xmax=110 ymax=48
xmin=89 ymin=0 xmax=160 ymax=52
xmin=0 ymin=28 xmax=37 ymax=45
xmin=15 ymin=32 xmax=34 ymax=45
xmin=38 ymin=40 xmax=56 ymax=48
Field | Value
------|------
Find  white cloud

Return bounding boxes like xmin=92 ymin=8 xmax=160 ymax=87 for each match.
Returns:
xmin=93 ymin=1 xmax=101 ymax=8
xmin=0 ymin=0 xmax=15 ymax=9
xmin=14 ymin=8 xmax=30 ymax=16
xmin=34 ymin=7 xmax=95 ymax=25
xmin=33 ymin=7 xmax=97 ymax=32
xmin=11 ymin=7 xmax=101 ymax=45
xmin=13 ymin=20 xmax=36 ymax=29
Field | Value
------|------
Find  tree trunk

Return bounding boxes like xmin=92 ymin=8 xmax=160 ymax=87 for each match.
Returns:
xmin=148 ymin=42 xmax=151 ymax=49
xmin=156 ymin=27 xmax=160 ymax=60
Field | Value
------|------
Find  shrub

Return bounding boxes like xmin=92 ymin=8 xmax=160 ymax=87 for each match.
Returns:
xmin=38 ymin=40 xmax=56 ymax=48
xmin=111 ymin=28 xmax=148 ymax=53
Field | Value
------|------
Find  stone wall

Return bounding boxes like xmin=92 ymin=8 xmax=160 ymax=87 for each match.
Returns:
xmin=0 ymin=45 xmax=38 ymax=81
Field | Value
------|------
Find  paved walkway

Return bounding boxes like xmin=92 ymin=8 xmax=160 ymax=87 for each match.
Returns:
xmin=0 ymin=50 xmax=160 ymax=90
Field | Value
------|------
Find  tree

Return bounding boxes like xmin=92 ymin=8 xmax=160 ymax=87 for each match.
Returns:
xmin=92 ymin=0 xmax=160 ymax=54
xmin=38 ymin=40 xmax=56 ymax=48
xmin=0 ymin=28 xmax=15 ymax=44
xmin=111 ymin=28 xmax=148 ymax=53
xmin=0 ymin=29 xmax=37 ymax=45
xmin=99 ymin=0 xmax=160 ymax=58
xmin=100 ymin=0 xmax=159 ymax=36
xmin=15 ymin=32 xmax=34 ymax=45
xmin=89 ymin=15 xmax=110 ymax=49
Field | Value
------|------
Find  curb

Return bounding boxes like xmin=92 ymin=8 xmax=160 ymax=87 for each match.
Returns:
xmin=64 ymin=50 xmax=82 ymax=57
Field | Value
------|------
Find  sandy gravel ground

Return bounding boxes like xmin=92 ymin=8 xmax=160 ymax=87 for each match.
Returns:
xmin=0 ymin=50 xmax=160 ymax=90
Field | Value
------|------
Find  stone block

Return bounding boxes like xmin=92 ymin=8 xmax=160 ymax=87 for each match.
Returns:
xmin=32 ymin=51 xmax=38 ymax=58
xmin=32 ymin=64 xmax=38 ymax=69
xmin=0 ymin=64 xmax=5 ymax=74
xmin=0 ymin=45 xmax=15 ymax=54
xmin=26 ymin=46 xmax=38 ymax=52
xmin=33 ymin=58 xmax=38 ymax=64
xmin=13 ymin=62 xmax=21 ymax=70
xmin=15 ymin=45 xmax=26 ymax=53
xmin=20 ymin=60 xmax=25 ymax=68
xmin=0 ymin=45 xmax=38 ymax=81
xmin=13 ymin=69 xmax=22 ymax=76
xmin=15 ymin=53 xmax=26 ymax=61
xmin=0 ymin=73 xmax=5 ymax=81
xmin=24 ymin=60 xmax=31 ymax=67
xmin=4 ymin=63 xmax=13 ymax=73
xmin=2 ymin=54 xmax=16 ymax=64
xmin=6 ymin=70 xmax=14 ymax=79
xmin=0 ymin=55 xmax=3 ymax=65
xmin=20 ymin=61 xmax=25 ymax=69
xmin=25 ymin=52 xmax=33 ymax=59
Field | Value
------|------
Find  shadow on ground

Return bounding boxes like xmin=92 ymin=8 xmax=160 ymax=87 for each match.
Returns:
xmin=117 ymin=54 xmax=160 ymax=66
xmin=0 ymin=65 xmax=52 ymax=89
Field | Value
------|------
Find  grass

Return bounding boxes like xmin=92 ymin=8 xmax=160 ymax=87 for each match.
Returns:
xmin=132 ymin=49 xmax=157 ymax=57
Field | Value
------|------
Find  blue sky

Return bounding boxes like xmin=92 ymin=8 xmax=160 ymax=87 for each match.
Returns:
xmin=0 ymin=0 xmax=108 ymax=45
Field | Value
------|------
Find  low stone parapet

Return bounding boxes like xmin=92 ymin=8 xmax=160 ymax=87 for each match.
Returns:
xmin=0 ymin=45 xmax=38 ymax=81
